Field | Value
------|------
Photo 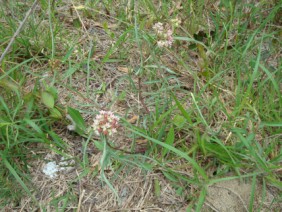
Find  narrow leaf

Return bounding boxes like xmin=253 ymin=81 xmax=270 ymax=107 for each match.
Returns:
xmin=3 ymin=158 xmax=37 ymax=203
xmin=129 ymin=127 xmax=208 ymax=180
xmin=154 ymin=179 xmax=161 ymax=197
xmin=196 ymin=187 xmax=207 ymax=212
xmin=171 ymin=93 xmax=192 ymax=124
xmin=162 ymin=127 xmax=175 ymax=157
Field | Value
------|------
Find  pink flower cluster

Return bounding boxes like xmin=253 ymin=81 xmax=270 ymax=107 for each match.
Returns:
xmin=153 ymin=22 xmax=174 ymax=48
xmin=92 ymin=111 xmax=120 ymax=136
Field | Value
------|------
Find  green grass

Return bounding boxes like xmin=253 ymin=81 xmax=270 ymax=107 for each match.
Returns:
xmin=0 ymin=0 xmax=281 ymax=210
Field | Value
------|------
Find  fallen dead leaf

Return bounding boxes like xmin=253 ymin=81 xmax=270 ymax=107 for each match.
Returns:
xmin=127 ymin=115 xmax=139 ymax=124
xmin=73 ymin=5 xmax=85 ymax=10
xmin=117 ymin=67 xmax=130 ymax=73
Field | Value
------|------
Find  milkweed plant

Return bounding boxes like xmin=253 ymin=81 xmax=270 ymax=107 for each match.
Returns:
xmin=91 ymin=110 xmax=121 ymax=201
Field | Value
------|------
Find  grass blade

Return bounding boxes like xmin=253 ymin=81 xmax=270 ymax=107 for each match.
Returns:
xmin=196 ymin=187 xmax=207 ymax=212
xmin=128 ymin=126 xmax=208 ymax=180
xmin=2 ymin=157 xmax=38 ymax=205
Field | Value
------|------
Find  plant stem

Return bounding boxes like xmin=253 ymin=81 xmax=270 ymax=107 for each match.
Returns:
xmin=100 ymin=136 xmax=108 ymax=167
xmin=99 ymin=136 xmax=120 ymax=202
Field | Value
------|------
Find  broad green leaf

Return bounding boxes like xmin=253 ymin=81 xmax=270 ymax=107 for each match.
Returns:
xmin=41 ymin=91 xmax=54 ymax=108
xmin=47 ymin=86 xmax=58 ymax=100
xmin=67 ymin=107 xmax=86 ymax=133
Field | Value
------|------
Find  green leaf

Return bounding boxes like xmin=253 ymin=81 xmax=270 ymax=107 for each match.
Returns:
xmin=94 ymin=140 xmax=103 ymax=151
xmin=41 ymin=91 xmax=54 ymax=108
xmin=0 ymin=122 xmax=12 ymax=127
xmin=196 ymin=187 xmax=207 ymax=212
xmin=102 ymin=28 xmax=132 ymax=63
xmin=67 ymin=107 xmax=86 ymax=133
xmin=258 ymin=64 xmax=279 ymax=93
xmin=48 ymin=131 xmax=67 ymax=149
xmin=260 ymin=122 xmax=282 ymax=128
xmin=46 ymin=86 xmax=58 ymax=101
xmin=129 ymin=127 xmax=208 ymax=180
xmin=162 ymin=170 xmax=178 ymax=182
xmin=63 ymin=64 xmax=80 ymax=79
xmin=0 ymin=58 xmax=33 ymax=80
xmin=175 ymin=186 xmax=184 ymax=196
xmin=2 ymin=157 xmax=38 ymax=205
xmin=62 ymin=47 xmax=74 ymax=62
xmin=162 ymin=127 xmax=175 ymax=157
xmin=73 ymin=18 xmax=81 ymax=28
xmin=171 ymin=93 xmax=192 ymax=124
xmin=24 ymin=119 xmax=43 ymax=134
xmin=173 ymin=114 xmax=186 ymax=128
xmin=49 ymin=108 xmax=62 ymax=119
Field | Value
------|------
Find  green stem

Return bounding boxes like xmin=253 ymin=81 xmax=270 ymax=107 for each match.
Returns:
xmin=100 ymin=136 xmax=108 ymax=166
xmin=99 ymin=136 xmax=120 ymax=202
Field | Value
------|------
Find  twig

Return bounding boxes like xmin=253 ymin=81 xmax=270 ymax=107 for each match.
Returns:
xmin=71 ymin=0 xmax=91 ymax=39
xmin=77 ymin=189 xmax=85 ymax=212
xmin=0 ymin=0 xmax=39 ymax=63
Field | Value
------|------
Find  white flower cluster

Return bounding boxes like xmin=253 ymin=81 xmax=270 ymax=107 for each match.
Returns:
xmin=153 ymin=22 xmax=174 ymax=48
xmin=92 ymin=111 xmax=119 ymax=136
xmin=152 ymin=22 xmax=164 ymax=34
